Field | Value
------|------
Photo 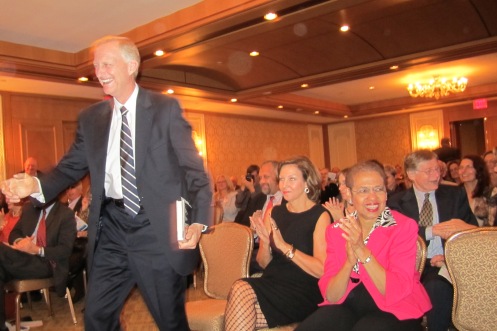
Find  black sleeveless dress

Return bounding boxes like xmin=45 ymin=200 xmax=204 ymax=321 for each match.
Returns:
xmin=244 ymin=204 xmax=327 ymax=328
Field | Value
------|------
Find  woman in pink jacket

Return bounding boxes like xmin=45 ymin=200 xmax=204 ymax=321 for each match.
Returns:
xmin=297 ymin=161 xmax=431 ymax=331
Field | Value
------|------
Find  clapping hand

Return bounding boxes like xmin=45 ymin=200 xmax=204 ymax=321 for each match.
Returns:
xmin=323 ymin=197 xmax=344 ymax=222
xmin=339 ymin=215 xmax=366 ymax=261
xmin=1 ymin=173 xmax=40 ymax=203
xmin=250 ymin=210 xmax=270 ymax=244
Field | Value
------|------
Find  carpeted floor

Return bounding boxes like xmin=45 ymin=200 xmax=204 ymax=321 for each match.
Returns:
xmin=12 ymin=280 xmax=208 ymax=330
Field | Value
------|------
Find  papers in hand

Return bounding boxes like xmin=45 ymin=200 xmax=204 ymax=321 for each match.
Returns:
xmin=176 ymin=197 xmax=192 ymax=241
xmin=75 ymin=215 xmax=88 ymax=231
xmin=438 ymin=263 xmax=452 ymax=284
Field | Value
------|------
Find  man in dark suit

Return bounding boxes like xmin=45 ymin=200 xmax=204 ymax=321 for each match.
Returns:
xmin=388 ymin=150 xmax=477 ymax=331
xmin=0 ymin=200 xmax=76 ymax=331
xmin=2 ymin=35 xmax=212 ymax=330
xmin=433 ymin=137 xmax=461 ymax=163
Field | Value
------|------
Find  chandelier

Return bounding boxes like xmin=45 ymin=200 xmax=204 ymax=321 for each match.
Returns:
xmin=407 ymin=76 xmax=468 ymax=99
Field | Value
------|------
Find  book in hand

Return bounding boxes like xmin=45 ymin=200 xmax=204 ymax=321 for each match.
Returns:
xmin=176 ymin=197 xmax=192 ymax=241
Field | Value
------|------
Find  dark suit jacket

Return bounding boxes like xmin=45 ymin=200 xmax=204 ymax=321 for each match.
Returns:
xmin=387 ymin=184 xmax=477 ymax=244
xmin=38 ymin=88 xmax=212 ymax=276
xmin=234 ymin=192 xmax=267 ymax=227
xmin=9 ymin=201 xmax=76 ymax=296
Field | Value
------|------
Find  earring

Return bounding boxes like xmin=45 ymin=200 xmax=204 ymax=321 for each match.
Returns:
xmin=304 ymin=187 xmax=310 ymax=194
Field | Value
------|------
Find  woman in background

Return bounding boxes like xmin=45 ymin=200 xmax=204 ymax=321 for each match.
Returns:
xmin=446 ymin=160 xmax=461 ymax=184
xmin=459 ymin=155 xmax=494 ymax=226
xmin=0 ymin=200 xmax=24 ymax=243
xmin=323 ymin=168 xmax=355 ymax=222
xmin=214 ymin=174 xmax=239 ymax=223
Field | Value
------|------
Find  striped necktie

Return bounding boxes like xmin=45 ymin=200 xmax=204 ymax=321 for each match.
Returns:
xmin=120 ymin=106 xmax=140 ymax=216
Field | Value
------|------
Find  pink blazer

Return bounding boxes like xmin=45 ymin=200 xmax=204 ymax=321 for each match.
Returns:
xmin=318 ymin=210 xmax=431 ymax=320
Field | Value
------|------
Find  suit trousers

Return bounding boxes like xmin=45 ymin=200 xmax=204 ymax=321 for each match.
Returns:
xmin=422 ymin=260 xmax=453 ymax=331
xmin=0 ymin=244 xmax=52 ymax=326
xmin=84 ymin=202 xmax=189 ymax=331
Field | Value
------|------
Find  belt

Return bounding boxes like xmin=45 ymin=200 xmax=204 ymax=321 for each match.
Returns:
xmin=104 ymin=197 xmax=144 ymax=211
xmin=105 ymin=198 xmax=125 ymax=209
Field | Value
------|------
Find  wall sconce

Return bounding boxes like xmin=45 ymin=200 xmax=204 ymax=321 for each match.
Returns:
xmin=192 ymin=130 xmax=206 ymax=158
xmin=417 ymin=125 xmax=439 ymax=150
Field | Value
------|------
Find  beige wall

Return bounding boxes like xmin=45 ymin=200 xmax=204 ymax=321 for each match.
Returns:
xmin=354 ymin=114 xmax=412 ymax=168
xmin=203 ymin=114 xmax=310 ymax=180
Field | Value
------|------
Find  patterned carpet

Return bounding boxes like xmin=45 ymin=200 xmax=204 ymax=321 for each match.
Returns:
xmin=12 ymin=280 xmax=208 ymax=330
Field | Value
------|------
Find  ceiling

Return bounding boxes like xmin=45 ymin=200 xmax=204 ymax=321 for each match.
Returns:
xmin=1 ymin=0 xmax=497 ymax=124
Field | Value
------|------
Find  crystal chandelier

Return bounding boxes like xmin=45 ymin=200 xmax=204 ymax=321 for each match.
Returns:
xmin=407 ymin=76 xmax=468 ymax=99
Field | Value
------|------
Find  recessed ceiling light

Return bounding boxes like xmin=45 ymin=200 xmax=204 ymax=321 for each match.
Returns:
xmin=166 ymin=89 xmax=174 ymax=94
xmin=78 ymin=77 xmax=88 ymax=82
xmin=340 ymin=25 xmax=349 ymax=32
xmin=390 ymin=65 xmax=399 ymax=70
xmin=301 ymin=83 xmax=309 ymax=88
xmin=230 ymin=98 xmax=238 ymax=103
xmin=264 ymin=12 xmax=277 ymax=21
xmin=343 ymin=115 xmax=349 ymax=119
xmin=249 ymin=51 xmax=260 ymax=57
xmin=369 ymin=86 xmax=375 ymax=90
xmin=154 ymin=50 xmax=165 ymax=56
xmin=314 ymin=111 xmax=320 ymax=115
xmin=277 ymin=105 xmax=283 ymax=109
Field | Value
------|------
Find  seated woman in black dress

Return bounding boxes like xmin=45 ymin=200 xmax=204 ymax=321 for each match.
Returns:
xmin=225 ymin=156 xmax=331 ymax=330
xmin=296 ymin=161 xmax=431 ymax=331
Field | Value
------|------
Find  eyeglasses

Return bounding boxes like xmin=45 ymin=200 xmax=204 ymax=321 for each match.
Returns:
xmin=416 ymin=168 xmax=440 ymax=176
xmin=350 ymin=186 xmax=387 ymax=196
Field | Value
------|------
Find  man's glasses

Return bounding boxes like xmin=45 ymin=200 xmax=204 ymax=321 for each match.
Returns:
xmin=416 ymin=168 xmax=440 ymax=176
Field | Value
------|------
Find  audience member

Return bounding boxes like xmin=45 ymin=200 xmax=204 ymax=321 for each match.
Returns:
xmin=387 ymin=150 xmax=477 ymax=331
xmin=446 ymin=160 xmax=461 ymax=184
xmin=225 ymin=156 xmax=331 ymax=330
xmin=383 ymin=164 xmax=406 ymax=197
xmin=66 ymin=181 xmax=84 ymax=214
xmin=235 ymin=164 xmax=261 ymax=214
xmin=433 ymin=137 xmax=460 ymax=163
xmin=483 ymin=150 xmax=497 ymax=191
xmin=214 ymin=175 xmax=239 ymax=223
xmin=322 ymin=168 xmax=355 ymax=222
xmin=22 ymin=156 xmax=43 ymax=177
xmin=459 ymin=155 xmax=494 ymax=226
xmin=0 ymin=200 xmax=23 ymax=243
xmin=319 ymin=167 xmax=340 ymax=204
xmin=297 ymin=161 xmax=431 ymax=331
xmin=0 ymin=193 xmax=8 ymax=214
xmin=230 ymin=175 xmax=241 ymax=191
xmin=438 ymin=160 xmax=458 ymax=186
xmin=0 ymin=199 xmax=76 ymax=331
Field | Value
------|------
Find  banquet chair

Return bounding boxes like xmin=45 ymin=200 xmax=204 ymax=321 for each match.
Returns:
xmin=416 ymin=235 xmax=426 ymax=275
xmin=444 ymin=227 xmax=497 ymax=331
xmin=4 ymin=278 xmax=54 ymax=331
xmin=185 ymin=222 xmax=253 ymax=331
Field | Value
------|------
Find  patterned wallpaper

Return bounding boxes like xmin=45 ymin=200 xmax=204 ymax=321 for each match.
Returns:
xmin=202 ymin=114 xmax=310 ymax=180
xmin=355 ymin=114 xmax=411 ymax=169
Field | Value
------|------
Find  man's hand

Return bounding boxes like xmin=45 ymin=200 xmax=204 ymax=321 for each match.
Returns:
xmin=178 ymin=223 xmax=204 ymax=249
xmin=433 ymin=218 xmax=476 ymax=239
xmin=1 ymin=173 xmax=40 ymax=203
xmin=12 ymin=236 xmax=39 ymax=255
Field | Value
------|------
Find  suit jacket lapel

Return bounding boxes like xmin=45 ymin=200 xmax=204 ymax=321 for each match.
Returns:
xmin=135 ymin=89 xmax=153 ymax=177
xmin=400 ymin=188 xmax=420 ymax=221
xmin=93 ymin=101 xmax=113 ymax=174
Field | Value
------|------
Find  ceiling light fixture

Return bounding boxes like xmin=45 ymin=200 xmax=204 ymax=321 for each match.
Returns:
xmin=340 ymin=25 xmax=349 ymax=32
xmin=230 ymin=98 xmax=238 ymax=102
xmin=166 ymin=89 xmax=174 ymax=94
xmin=154 ymin=50 xmax=165 ymax=56
xmin=78 ymin=77 xmax=88 ymax=82
xmin=264 ymin=12 xmax=277 ymax=21
xmin=249 ymin=51 xmax=260 ymax=57
xmin=407 ymin=76 xmax=468 ymax=99
xmin=301 ymin=83 xmax=309 ymax=88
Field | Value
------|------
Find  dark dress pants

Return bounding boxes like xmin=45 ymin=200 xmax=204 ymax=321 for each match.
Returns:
xmin=422 ymin=261 xmax=454 ymax=331
xmin=84 ymin=202 xmax=189 ymax=331
xmin=0 ymin=244 xmax=52 ymax=327
xmin=296 ymin=283 xmax=422 ymax=331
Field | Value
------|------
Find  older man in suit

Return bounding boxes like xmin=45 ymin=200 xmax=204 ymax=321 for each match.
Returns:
xmin=0 ymin=200 xmax=76 ymax=331
xmin=388 ymin=150 xmax=477 ymax=331
xmin=2 ymin=35 xmax=212 ymax=331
